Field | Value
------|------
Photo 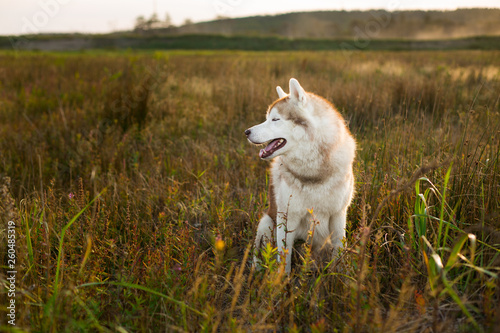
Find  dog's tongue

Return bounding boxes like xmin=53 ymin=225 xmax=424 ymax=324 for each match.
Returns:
xmin=265 ymin=139 xmax=280 ymax=152
xmin=259 ymin=139 xmax=280 ymax=158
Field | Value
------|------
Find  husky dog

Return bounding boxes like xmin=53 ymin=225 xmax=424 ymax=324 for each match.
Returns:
xmin=245 ymin=78 xmax=356 ymax=273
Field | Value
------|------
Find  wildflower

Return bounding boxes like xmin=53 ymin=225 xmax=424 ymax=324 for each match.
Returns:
xmin=173 ymin=264 xmax=182 ymax=272
xmin=68 ymin=192 xmax=74 ymax=200
xmin=215 ymin=235 xmax=225 ymax=252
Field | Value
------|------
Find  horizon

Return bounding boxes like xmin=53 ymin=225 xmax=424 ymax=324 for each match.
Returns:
xmin=1 ymin=1 xmax=500 ymax=36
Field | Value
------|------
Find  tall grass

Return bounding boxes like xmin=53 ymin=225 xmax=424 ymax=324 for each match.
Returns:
xmin=0 ymin=50 xmax=499 ymax=332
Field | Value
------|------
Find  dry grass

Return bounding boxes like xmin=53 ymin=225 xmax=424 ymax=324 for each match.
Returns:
xmin=0 ymin=50 xmax=499 ymax=332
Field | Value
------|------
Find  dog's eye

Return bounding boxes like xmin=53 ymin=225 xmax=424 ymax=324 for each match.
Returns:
xmin=272 ymin=118 xmax=280 ymax=122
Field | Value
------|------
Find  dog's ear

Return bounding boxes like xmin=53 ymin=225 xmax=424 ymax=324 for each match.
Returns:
xmin=276 ymin=86 xmax=287 ymax=98
xmin=289 ymin=78 xmax=307 ymax=105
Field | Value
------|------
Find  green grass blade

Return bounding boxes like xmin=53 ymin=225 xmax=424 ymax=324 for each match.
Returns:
xmin=52 ymin=189 xmax=105 ymax=297
xmin=444 ymin=233 xmax=469 ymax=272
xmin=438 ymin=164 xmax=452 ymax=249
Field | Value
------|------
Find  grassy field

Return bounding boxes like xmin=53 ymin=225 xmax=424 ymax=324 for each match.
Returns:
xmin=0 ymin=50 xmax=499 ymax=332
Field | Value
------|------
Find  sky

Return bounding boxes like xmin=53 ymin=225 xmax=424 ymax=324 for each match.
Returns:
xmin=1 ymin=0 xmax=499 ymax=36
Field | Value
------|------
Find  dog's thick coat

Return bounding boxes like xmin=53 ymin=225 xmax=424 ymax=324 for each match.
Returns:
xmin=245 ymin=78 xmax=356 ymax=272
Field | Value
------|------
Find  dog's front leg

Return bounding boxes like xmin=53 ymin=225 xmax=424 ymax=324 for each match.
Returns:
xmin=253 ymin=214 xmax=275 ymax=269
xmin=328 ymin=210 xmax=347 ymax=257
xmin=276 ymin=214 xmax=295 ymax=273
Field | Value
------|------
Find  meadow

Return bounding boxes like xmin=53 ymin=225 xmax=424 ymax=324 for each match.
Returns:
xmin=0 ymin=49 xmax=499 ymax=332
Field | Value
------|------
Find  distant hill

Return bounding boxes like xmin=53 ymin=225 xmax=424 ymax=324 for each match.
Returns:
xmin=156 ymin=8 xmax=500 ymax=40
xmin=3 ymin=8 xmax=500 ymax=51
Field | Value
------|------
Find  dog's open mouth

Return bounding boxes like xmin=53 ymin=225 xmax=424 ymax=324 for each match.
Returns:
xmin=259 ymin=138 xmax=287 ymax=159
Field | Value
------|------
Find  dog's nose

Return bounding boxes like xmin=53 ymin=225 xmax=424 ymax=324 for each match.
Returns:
xmin=245 ymin=129 xmax=251 ymax=136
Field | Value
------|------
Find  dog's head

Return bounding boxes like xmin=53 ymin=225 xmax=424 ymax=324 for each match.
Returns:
xmin=245 ymin=78 xmax=312 ymax=160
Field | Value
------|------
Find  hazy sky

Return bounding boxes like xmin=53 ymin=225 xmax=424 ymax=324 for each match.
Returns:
xmin=1 ymin=0 xmax=499 ymax=35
